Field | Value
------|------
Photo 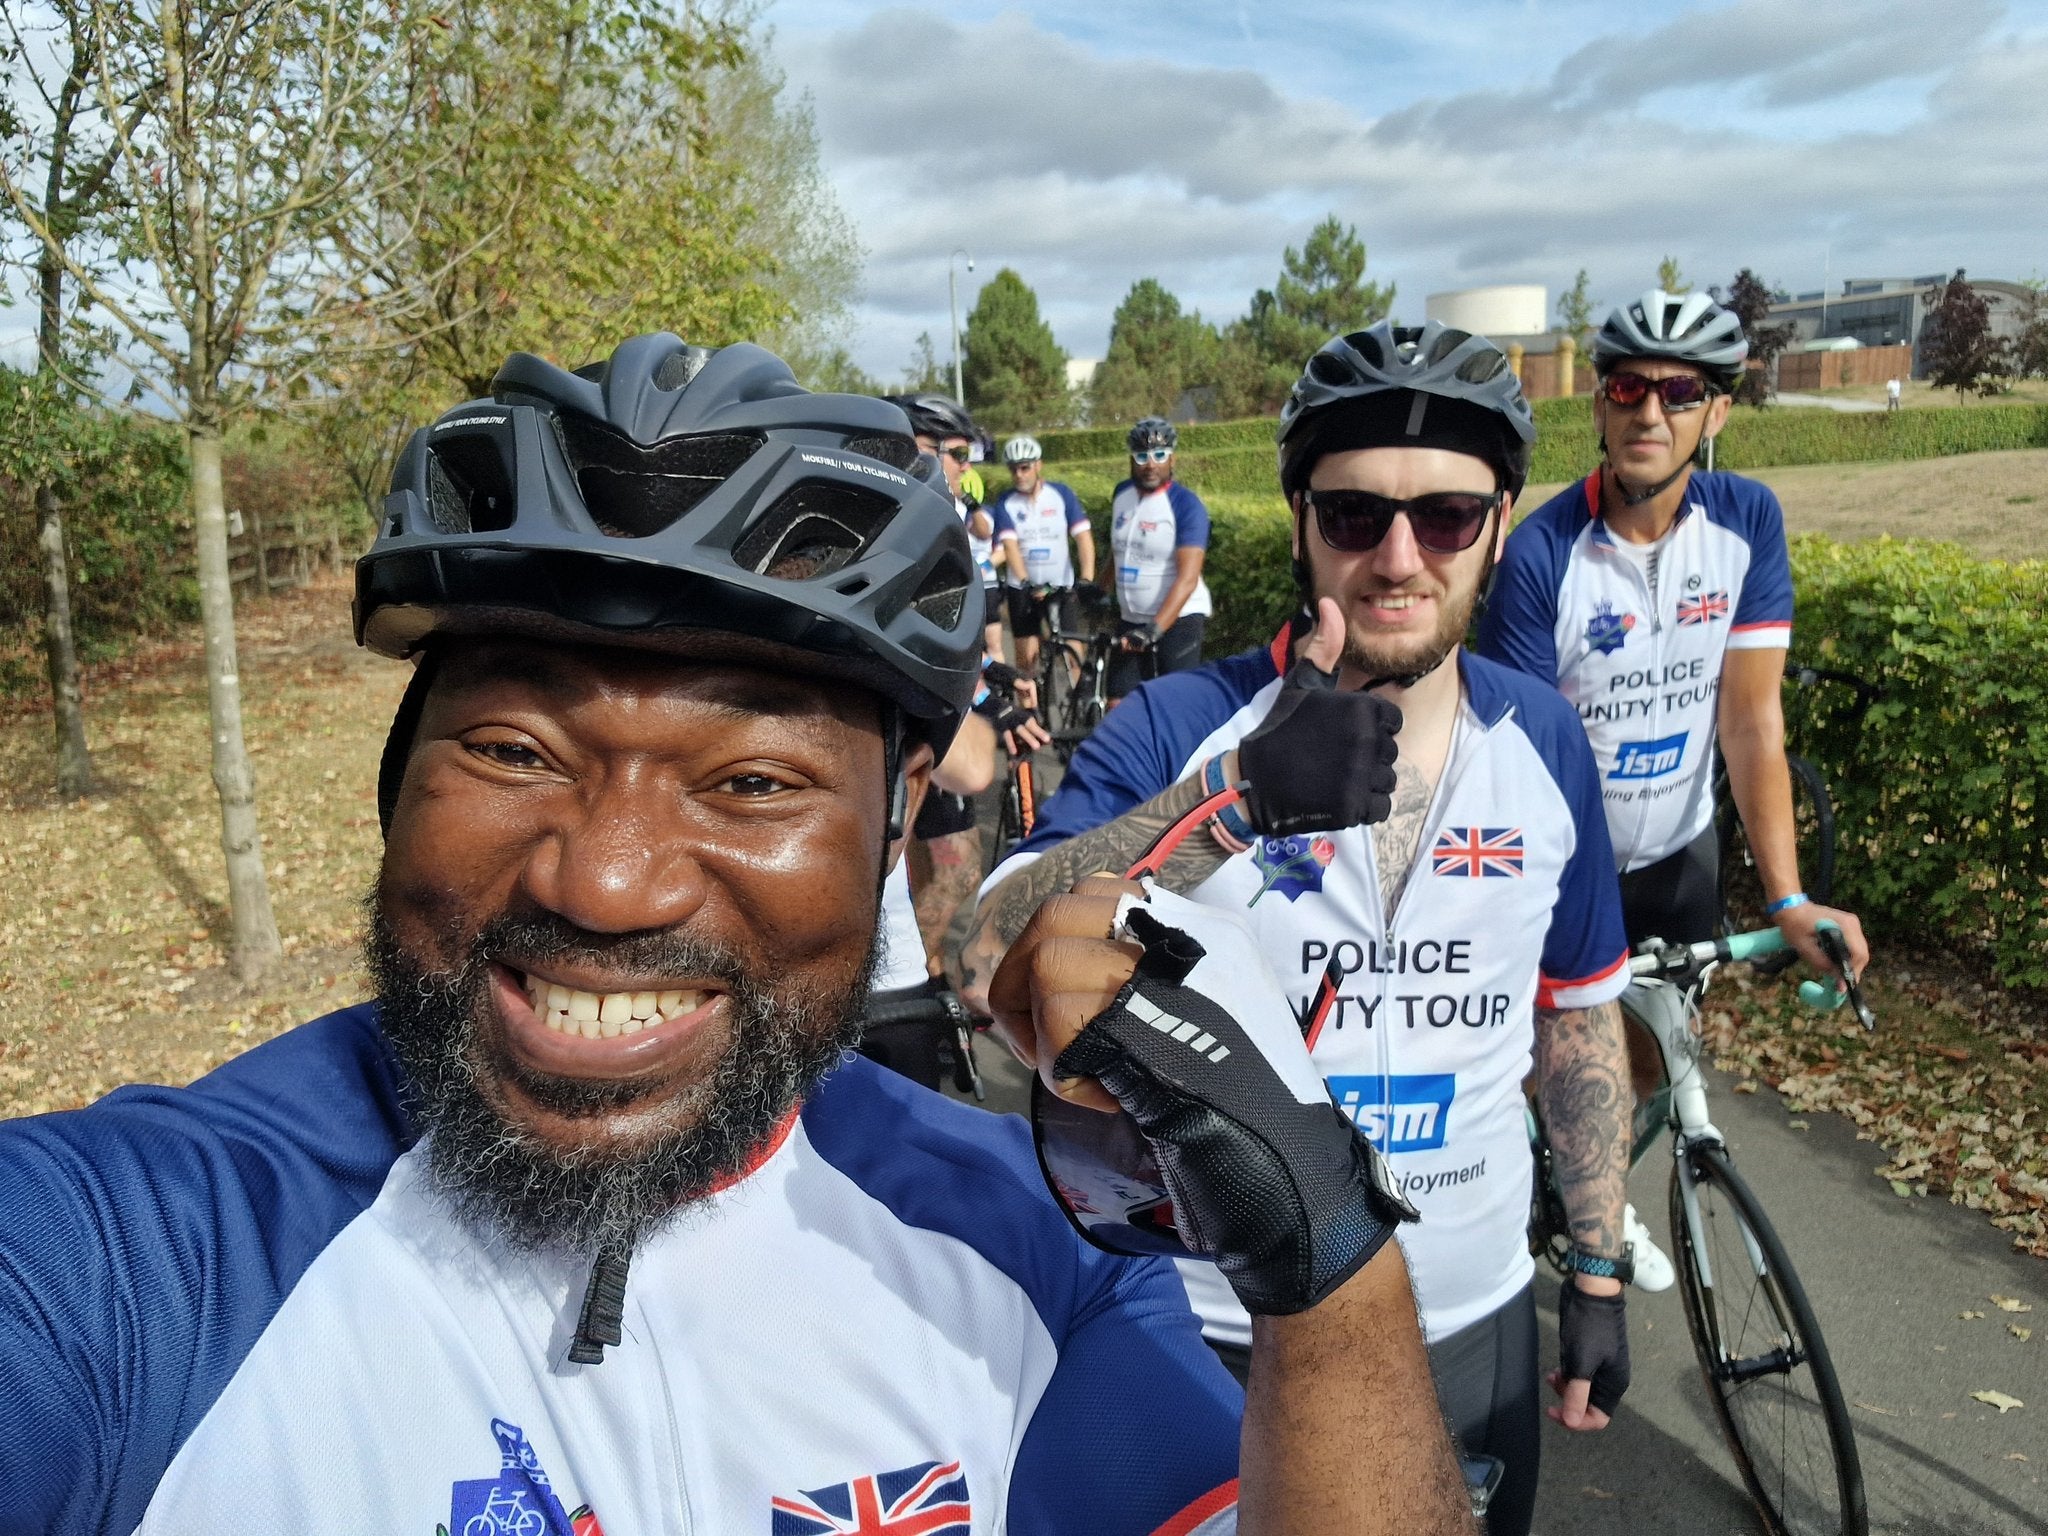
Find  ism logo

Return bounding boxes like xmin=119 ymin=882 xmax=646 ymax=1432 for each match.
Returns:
xmin=1248 ymin=834 xmax=1337 ymax=905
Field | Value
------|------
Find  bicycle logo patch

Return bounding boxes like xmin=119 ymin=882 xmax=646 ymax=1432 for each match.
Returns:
xmin=771 ymin=1459 xmax=972 ymax=1535
xmin=1248 ymin=834 xmax=1337 ymax=904
xmin=1584 ymin=601 xmax=1636 ymax=655
xmin=442 ymin=1419 xmax=603 ymax=1536
xmin=1327 ymin=1074 xmax=1456 ymax=1153
xmin=1609 ymin=732 xmax=1688 ymax=780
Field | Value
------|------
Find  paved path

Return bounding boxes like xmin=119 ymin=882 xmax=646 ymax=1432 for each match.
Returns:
xmin=946 ymin=972 xmax=2048 ymax=1532
xmin=1776 ymin=391 xmax=1888 ymax=413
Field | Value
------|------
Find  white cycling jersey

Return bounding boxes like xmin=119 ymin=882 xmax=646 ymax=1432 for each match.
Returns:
xmin=0 ymin=1007 xmax=1244 ymax=1535
xmin=991 ymin=481 xmax=1089 ymax=590
xmin=1109 ymin=480 xmax=1211 ymax=622
xmin=1479 ymin=471 xmax=1795 ymax=871
xmin=988 ymin=635 xmax=1629 ymax=1344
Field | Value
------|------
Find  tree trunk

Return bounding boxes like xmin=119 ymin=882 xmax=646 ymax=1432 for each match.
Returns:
xmin=37 ymin=481 xmax=95 ymax=798
xmin=189 ymin=423 xmax=282 ymax=983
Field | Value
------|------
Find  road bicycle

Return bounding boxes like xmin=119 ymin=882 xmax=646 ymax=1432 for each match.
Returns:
xmin=1033 ymin=584 xmax=1122 ymax=763
xmin=994 ymin=724 xmax=1040 ymax=865
xmin=1715 ymin=665 xmax=1881 ymax=934
xmin=1529 ymin=924 xmax=1876 ymax=1536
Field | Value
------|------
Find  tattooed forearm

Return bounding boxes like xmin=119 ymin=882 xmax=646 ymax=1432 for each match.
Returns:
xmin=957 ymin=766 xmax=1234 ymax=1013
xmin=1536 ymin=999 xmax=1632 ymax=1260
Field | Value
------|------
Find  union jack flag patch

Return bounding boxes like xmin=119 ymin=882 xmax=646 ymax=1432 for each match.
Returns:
xmin=771 ymin=1459 xmax=971 ymax=1535
xmin=1431 ymin=827 xmax=1525 ymax=878
xmin=1675 ymin=590 xmax=1730 ymax=625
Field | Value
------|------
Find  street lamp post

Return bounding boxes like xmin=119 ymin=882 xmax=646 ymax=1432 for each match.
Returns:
xmin=949 ymin=248 xmax=974 ymax=406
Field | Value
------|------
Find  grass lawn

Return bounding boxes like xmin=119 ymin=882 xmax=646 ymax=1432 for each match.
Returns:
xmin=1792 ymin=377 xmax=2048 ymax=410
xmin=1521 ymin=446 xmax=2048 ymax=562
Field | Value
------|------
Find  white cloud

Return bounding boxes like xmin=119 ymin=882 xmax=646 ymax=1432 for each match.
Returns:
xmin=776 ymin=2 xmax=2048 ymax=379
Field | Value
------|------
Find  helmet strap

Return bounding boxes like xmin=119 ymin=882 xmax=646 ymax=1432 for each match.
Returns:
xmin=376 ymin=650 xmax=441 ymax=839
xmin=881 ymin=707 xmax=909 ymax=843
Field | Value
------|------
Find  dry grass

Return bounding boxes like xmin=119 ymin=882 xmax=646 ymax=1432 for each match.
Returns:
xmin=1793 ymin=377 xmax=2048 ymax=410
xmin=0 ymin=574 xmax=405 ymax=1116
xmin=1522 ymin=447 xmax=2048 ymax=562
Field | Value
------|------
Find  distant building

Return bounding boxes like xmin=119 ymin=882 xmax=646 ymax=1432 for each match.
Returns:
xmin=1065 ymin=357 xmax=1100 ymax=391
xmin=1426 ymin=285 xmax=1548 ymax=338
xmin=1766 ymin=276 xmax=2033 ymax=377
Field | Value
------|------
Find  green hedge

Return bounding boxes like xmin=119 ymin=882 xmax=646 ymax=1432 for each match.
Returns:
xmin=1783 ymin=536 xmax=2048 ymax=987
xmin=1171 ymin=495 xmax=2048 ymax=986
xmin=1031 ymin=399 xmax=2048 ymax=481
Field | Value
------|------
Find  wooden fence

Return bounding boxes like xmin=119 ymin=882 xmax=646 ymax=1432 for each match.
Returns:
xmin=1776 ymin=344 xmax=1915 ymax=392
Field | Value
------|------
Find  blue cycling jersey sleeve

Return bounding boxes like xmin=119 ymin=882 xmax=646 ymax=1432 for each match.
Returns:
xmin=1053 ymin=482 xmax=1090 ymax=533
xmin=1476 ymin=485 xmax=1578 ymax=683
xmin=1166 ymin=483 xmax=1211 ymax=549
xmin=1715 ymin=476 xmax=1795 ymax=633
xmin=989 ymin=499 xmax=1018 ymax=540
xmin=0 ymin=1006 xmax=411 ymax=1536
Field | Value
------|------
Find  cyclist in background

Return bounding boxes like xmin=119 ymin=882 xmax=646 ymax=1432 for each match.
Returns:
xmin=992 ymin=434 xmax=1096 ymax=685
xmin=888 ymin=393 xmax=1010 ymax=663
xmin=966 ymin=324 xmax=1637 ymax=1536
xmin=1477 ymin=290 xmax=1869 ymax=980
xmin=1108 ymin=416 xmax=1211 ymax=698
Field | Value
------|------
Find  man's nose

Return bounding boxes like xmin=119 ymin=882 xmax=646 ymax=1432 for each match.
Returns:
xmin=1370 ymin=509 xmax=1428 ymax=581
xmin=520 ymin=778 xmax=710 ymax=936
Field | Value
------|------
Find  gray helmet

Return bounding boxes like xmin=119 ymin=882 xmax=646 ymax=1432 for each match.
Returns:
xmin=1591 ymin=289 xmax=1748 ymax=393
xmin=1128 ymin=416 xmax=1178 ymax=453
xmin=884 ymin=392 xmax=977 ymax=445
xmin=357 ymin=335 xmax=983 ymax=755
xmin=1277 ymin=321 xmax=1536 ymax=497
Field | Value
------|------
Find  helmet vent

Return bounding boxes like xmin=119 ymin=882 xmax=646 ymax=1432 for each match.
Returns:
xmin=1455 ymin=348 xmax=1507 ymax=385
xmin=736 ymin=481 xmax=895 ymax=580
xmin=907 ymin=548 xmax=973 ymax=631
xmin=426 ymin=433 xmax=516 ymax=534
xmin=562 ymin=420 xmax=761 ymax=538
xmin=652 ymin=347 xmax=711 ymax=391
xmin=847 ymin=432 xmax=920 ymax=471
xmin=1309 ymin=350 xmax=1357 ymax=385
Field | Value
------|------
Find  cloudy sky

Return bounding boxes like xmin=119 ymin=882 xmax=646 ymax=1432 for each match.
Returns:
xmin=769 ymin=0 xmax=2048 ymax=380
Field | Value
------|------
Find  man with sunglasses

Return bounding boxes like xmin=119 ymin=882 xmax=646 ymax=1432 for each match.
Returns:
xmin=964 ymin=324 xmax=1636 ymax=1536
xmin=1108 ymin=417 xmax=1211 ymax=698
xmin=1478 ymin=291 xmax=1869 ymax=983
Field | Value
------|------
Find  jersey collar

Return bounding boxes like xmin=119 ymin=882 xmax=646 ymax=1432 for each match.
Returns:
xmin=1584 ymin=468 xmax=1698 ymax=551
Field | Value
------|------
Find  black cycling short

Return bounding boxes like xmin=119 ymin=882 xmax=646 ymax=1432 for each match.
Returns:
xmin=1619 ymin=825 xmax=1721 ymax=948
xmin=1106 ymin=614 xmax=1205 ymax=699
xmin=855 ymin=982 xmax=952 ymax=1092
xmin=978 ymin=583 xmax=1003 ymax=629
xmin=912 ymin=788 xmax=976 ymax=839
xmin=1004 ymin=584 xmax=1078 ymax=640
xmin=1207 ymin=1282 xmax=1538 ymax=1535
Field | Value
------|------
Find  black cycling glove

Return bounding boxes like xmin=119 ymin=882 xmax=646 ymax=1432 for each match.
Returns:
xmin=1047 ymin=898 xmax=1416 ymax=1315
xmin=1124 ymin=621 xmax=1160 ymax=652
xmin=1236 ymin=655 xmax=1402 ymax=837
xmin=1558 ymin=1280 xmax=1631 ymax=1415
xmin=981 ymin=659 xmax=1022 ymax=692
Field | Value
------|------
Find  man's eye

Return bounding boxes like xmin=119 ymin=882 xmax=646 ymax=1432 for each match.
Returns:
xmin=471 ymin=741 xmax=544 ymax=768
xmin=724 ymin=772 xmax=789 ymax=797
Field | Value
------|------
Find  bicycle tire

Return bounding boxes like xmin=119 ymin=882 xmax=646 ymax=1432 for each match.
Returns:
xmin=1669 ymin=1142 xmax=1867 ymax=1536
xmin=994 ymin=775 xmax=1026 ymax=862
xmin=1053 ymin=688 xmax=1105 ymax=765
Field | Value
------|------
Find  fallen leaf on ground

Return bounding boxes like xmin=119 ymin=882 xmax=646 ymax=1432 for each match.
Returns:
xmin=1960 ymin=1310 xmax=1986 ymax=1319
xmin=1990 ymin=1296 xmax=2033 ymax=1313
xmin=2008 ymin=1453 xmax=2029 ymax=1462
xmin=1970 ymin=1390 xmax=2024 ymax=1413
xmin=1733 ymin=1080 xmax=1759 ymax=1094
xmin=1854 ymin=1400 xmax=1896 ymax=1416
xmin=2012 ymin=1326 xmax=2033 ymax=1342
xmin=1581 ymin=1486 xmax=1616 ymax=1499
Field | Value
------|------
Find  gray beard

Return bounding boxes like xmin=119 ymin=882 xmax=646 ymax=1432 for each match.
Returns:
xmin=364 ymin=895 xmax=873 ymax=1256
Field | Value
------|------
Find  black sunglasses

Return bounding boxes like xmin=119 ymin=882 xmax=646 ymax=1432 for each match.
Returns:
xmin=1600 ymin=370 xmax=1714 ymax=412
xmin=1304 ymin=487 xmax=1501 ymax=554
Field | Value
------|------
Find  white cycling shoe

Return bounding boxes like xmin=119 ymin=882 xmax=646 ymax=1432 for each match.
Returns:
xmin=1625 ymin=1203 xmax=1676 ymax=1292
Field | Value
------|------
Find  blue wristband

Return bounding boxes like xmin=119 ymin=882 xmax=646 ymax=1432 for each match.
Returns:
xmin=1766 ymin=892 xmax=1810 ymax=915
xmin=1202 ymin=755 xmax=1257 ymax=845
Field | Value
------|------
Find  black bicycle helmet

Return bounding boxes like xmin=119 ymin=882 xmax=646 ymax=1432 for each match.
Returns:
xmin=356 ymin=335 xmax=984 ymax=761
xmin=1591 ymin=289 xmax=1748 ymax=394
xmin=884 ymin=392 xmax=977 ymax=445
xmin=1128 ymin=416 xmax=1178 ymax=453
xmin=1277 ymin=320 xmax=1535 ymax=499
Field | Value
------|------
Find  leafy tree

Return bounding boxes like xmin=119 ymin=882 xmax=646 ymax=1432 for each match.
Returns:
xmin=1657 ymin=256 xmax=1690 ymax=294
xmin=1087 ymin=278 xmax=1220 ymax=426
xmin=1724 ymin=269 xmax=1797 ymax=405
xmin=1921 ymin=269 xmax=2010 ymax=400
xmin=901 ymin=332 xmax=951 ymax=395
xmin=789 ymin=345 xmax=884 ymax=397
xmin=1 ymin=0 xmax=445 ymax=982
xmin=1555 ymin=268 xmax=1596 ymax=348
xmin=2010 ymin=278 xmax=2048 ymax=381
xmin=1221 ymin=216 xmax=1397 ymax=413
xmin=0 ymin=0 xmax=161 ymax=796
xmin=962 ymin=268 xmax=1070 ymax=432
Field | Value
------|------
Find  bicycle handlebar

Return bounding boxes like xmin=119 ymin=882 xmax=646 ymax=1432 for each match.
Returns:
xmin=1629 ymin=921 xmax=1875 ymax=1030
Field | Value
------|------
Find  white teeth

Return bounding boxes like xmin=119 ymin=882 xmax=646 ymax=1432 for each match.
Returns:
xmin=522 ymin=976 xmax=710 ymax=1037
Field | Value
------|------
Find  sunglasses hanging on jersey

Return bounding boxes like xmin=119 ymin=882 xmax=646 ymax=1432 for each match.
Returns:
xmin=1303 ymin=487 xmax=1501 ymax=555
xmin=1599 ymin=370 xmax=1714 ymax=412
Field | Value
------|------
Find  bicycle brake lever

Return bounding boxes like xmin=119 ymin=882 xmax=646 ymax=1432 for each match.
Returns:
xmin=1803 ymin=926 xmax=1877 ymax=1031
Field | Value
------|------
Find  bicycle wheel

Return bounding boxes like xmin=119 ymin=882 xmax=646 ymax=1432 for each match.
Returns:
xmin=1718 ymin=752 xmax=1836 ymax=928
xmin=1052 ymin=691 xmax=1104 ymax=765
xmin=994 ymin=776 xmax=1025 ymax=862
xmin=1669 ymin=1142 xmax=1866 ymax=1536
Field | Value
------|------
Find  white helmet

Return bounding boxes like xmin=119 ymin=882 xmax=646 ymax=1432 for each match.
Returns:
xmin=1592 ymin=289 xmax=1748 ymax=393
xmin=1002 ymin=434 xmax=1043 ymax=465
